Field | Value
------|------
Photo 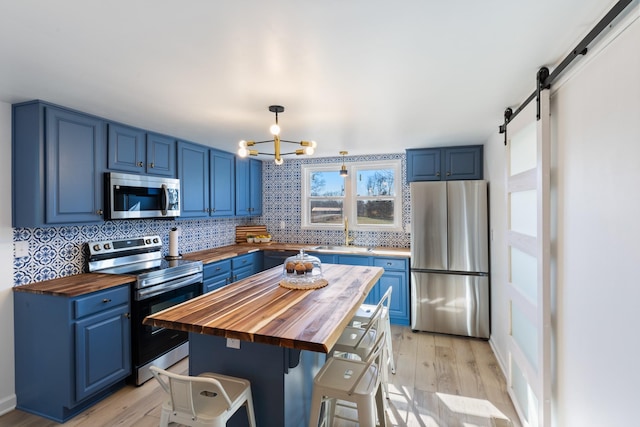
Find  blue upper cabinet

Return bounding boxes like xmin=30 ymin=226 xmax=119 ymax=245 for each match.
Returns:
xmin=177 ymin=142 xmax=237 ymax=219
xmin=108 ymin=123 xmax=176 ymax=177
xmin=406 ymin=145 xmax=483 ymax=182
xmin=209 ymin=149 xmax=235 ymax=217
xmin=177 ymin=140 xmax=210 ymax=218
xmin=443 ymin=146 xmax=483 ymax=180
xmin=146 ymin=132 xmax=177 ymax=177
xmin=235 ymin=158 xmax=263 ymax=216
xmin=406 ymin=148 xmax=442 ymax=181
xmin=107 ymin=123 xmax=145 ymax=173
xmin=12 ymin=101 xmax=105 ymax=227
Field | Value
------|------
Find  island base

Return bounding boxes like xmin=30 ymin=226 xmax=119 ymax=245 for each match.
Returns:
xmin=189 ymin=333 xmax=326 ymax=427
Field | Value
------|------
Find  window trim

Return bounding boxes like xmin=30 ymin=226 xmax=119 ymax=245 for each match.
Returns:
xmin=301 ymin=159 xmax=403 ymax=232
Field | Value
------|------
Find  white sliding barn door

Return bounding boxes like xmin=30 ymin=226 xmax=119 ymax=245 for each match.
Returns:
xmin=505 ymin=90 xmax=551 ymax=427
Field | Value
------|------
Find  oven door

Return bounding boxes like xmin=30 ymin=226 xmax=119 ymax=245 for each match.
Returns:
xmin=131 ymin=275 xmax=201 ymax=368
xmin=105 ymin=172 xmax=180 ymax=220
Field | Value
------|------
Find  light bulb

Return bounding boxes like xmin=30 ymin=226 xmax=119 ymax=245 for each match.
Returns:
xmin=309 ymin=140 xmax=317 ymax=148
xmin=238 ymin=140 xmax=247 ymax=148
xmin=304 ymin=146 xmax=315 ymax=155
xmin=274 ymin=157 xmax=284 ymax=165
xmin=238 ymin=147 xmax=248 ymax=158
xmin=270 ymin=124 xmax=280 ymax=136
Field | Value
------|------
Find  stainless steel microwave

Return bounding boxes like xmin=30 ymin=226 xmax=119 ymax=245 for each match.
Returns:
xmin=105 ymin=172 xmax=180 ymax=220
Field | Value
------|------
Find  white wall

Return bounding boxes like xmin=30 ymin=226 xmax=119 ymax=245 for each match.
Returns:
xmin=0 ymin=101 xmax=16 ymax=414
xmin=487 ymin=9 xmax=640 ymax=426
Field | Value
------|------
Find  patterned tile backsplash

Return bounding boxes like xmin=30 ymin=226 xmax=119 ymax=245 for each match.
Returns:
xmin=13 ymin=152 xmax=410 ymax=286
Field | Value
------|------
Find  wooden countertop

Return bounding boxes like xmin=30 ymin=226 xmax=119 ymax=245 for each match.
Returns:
xmin=13 ymin=242 xmax=406 ymax=297
xmin=143 ymin=264 xmax=384 ymax=353
xmin=182 ymin=242 xmax=410 ymax=265
xmin=12 ymin=273 xmax=135 ymax=297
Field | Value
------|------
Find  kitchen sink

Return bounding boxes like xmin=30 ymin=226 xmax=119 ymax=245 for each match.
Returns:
xmin=311 ymin=245 xmax=373 ymax=253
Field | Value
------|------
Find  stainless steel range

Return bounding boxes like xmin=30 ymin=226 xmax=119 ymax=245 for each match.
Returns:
xmin=87 ymin=235 xmax=203 ymax=385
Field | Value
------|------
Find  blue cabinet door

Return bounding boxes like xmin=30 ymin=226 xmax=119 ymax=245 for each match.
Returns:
xmin=107 ymin=123 xmax=146 ymax=173
xmin=74 ymin=304 xmax=131 ymax=401
xmin=177 ymin=141 xmax=209 ymax=218
xmin=406 ymin=148 xmax=442 ymax=181
xmin=146 ymin=132 xmax=176 ymax=177
xmin=45 ymin=107 xmax=105 ymax=224
xmin=210 ymin=149 xmax=235 ymax=217
xmin=377 ymin=270 xmax=409 ymax=326
xmin=373 ymin=257 xmax=409 ymax=325
xmin=249 ymin=158 xmax=263 ymax=216
xmin=235 ymin=158 xmax=263 ymax=216
xmin=443 ymin=146 xmax=483 ymax=180
xmin=235 ymin=158 xmax=250 ymax=216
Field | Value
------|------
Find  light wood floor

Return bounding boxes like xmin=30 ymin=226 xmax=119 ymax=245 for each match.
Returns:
xmin=0 ymin=326 xmax=521 ymax=427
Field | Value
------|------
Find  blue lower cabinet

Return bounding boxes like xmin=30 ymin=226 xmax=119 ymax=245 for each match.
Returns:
xmin=304 ymin=252 xmax=410 ymax=324
xmin=313 ymin=253 xmax=336 ymax=264
xmin=14 ymin=285 xmax=132 ymax=422
xmin=232 ymin=252 xmax=262 ymax=279
xmin=203 ymin=253 xmax=262 ymax=293
xmin=203 ymin=260 xmax=231 ymax=293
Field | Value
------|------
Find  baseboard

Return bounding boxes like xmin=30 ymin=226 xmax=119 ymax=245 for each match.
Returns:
xmin=0 ymin=393 xmax=16 ymax=416
xmin=488 ymin=334 xmax=509 ymax=379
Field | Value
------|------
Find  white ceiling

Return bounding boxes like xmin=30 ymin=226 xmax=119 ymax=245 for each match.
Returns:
xmin=0 ymin=0 xmax=621 ymax=159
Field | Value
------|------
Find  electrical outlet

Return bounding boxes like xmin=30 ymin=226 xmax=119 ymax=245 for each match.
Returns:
xmin=14 ymin=241 xmax=29 ymax=258
xmin=226 ymin=338 xmax=241 ymax=349
xmin=280 ymin=220 xmax=286 ymax=229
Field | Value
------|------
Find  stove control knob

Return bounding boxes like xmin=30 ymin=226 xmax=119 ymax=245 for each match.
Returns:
xmin=153 ymin=237 xmax=159 ymax=244
xmin=93 ymin=244 xmax=101 ymax=251
xmin=145 ymin=238 xmax=151 ymax=244
xmin=104 ymin=243 xmax=111 ymax=250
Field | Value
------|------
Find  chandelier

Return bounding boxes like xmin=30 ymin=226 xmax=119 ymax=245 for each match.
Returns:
xmin=237 ymin=105 xmax=317 ymax=165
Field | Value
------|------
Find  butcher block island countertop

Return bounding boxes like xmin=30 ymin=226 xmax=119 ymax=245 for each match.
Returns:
xmin=143 ymin=263 xmax=384 ymax=353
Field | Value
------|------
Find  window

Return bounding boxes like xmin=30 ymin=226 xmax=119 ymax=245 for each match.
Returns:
xmin=301 ymin=160 xmax=402 ymax=231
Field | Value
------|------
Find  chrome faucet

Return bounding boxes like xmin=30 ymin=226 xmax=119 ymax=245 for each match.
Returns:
xmin=344 ymin=216 xmax=355 ymax=246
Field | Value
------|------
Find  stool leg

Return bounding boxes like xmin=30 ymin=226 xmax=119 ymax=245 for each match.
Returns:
xmin=357 ymin=397 xmax=378 ymax=427
xmin=375 ymin=385 xmax=387 ymax=426
xmin=245 ymin=393 xmax=257 ymax=427
xmin=385 ymin=319 xmax=396 ymax=375
xmin=308 ymin=389 xmax=324 ymax=427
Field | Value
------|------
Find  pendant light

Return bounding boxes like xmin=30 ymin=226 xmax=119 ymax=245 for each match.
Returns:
xmin=339 ymin=151 xmax=348 ymax=177
xmin=237 ymin=105 xmax=317 ymax=165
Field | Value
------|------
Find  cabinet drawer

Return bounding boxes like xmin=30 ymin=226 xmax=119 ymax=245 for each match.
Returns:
xmin=204 ymin=260 xmax=231 ymax=279
xmin=74 ymin=286 xmax=129 ymax=319
xmin=373 ymin=257 xmax=407 ymax=271
xmin=337 ymin=255 xmax=371 ymax=266
xmin=232 ymin=253 xmax=255 ymax=269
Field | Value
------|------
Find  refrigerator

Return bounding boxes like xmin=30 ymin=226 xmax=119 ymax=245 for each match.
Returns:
xmin=410 ymin=180 xmax=490 ymax=339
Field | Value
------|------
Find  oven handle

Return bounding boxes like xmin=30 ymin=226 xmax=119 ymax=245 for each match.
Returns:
xmin=135 ymin=273 xmax=202 ymax=301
